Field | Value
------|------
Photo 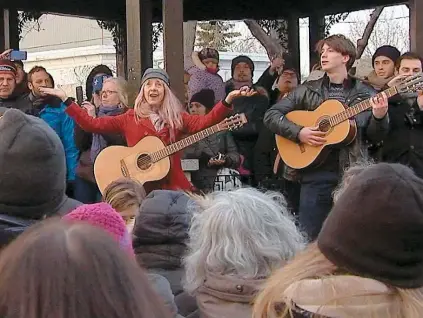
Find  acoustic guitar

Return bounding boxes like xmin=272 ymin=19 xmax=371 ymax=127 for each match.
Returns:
xmin=276 ymin=74 xmax=423 ymax=169
xmin=94 ymin=114 xmax=247 ymax=193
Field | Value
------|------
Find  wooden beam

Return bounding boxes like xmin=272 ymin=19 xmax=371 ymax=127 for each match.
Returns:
xmin=126 ymin=0 xmax=153 ymax=105
xmin=410 ymin=0 xmax=423 ymax=57
xmin=287 ymin=15 xmax=300 ymax=78
xmin=0 ymin=9 xmax=5 ymax=52
xmin=163 ymin=0 xmax=185 ymax=103
xmin=309 ymin=14 xmax=325 ymax=71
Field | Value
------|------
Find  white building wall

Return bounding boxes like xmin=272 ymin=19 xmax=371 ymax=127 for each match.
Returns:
xmin=20 ymin=14 xmax=271 ymax=98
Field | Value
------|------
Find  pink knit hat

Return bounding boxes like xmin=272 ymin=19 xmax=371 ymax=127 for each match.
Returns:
xmin=63 ymin=203 xmax=134 ymax=255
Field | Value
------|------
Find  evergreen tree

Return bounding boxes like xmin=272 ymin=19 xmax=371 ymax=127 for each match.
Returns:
xmin=196 ymin=21 xmax=241 ymax=51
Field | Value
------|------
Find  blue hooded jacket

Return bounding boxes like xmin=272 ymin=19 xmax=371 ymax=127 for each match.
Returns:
xmin=39 ymin=103 xmax=79 ymax=182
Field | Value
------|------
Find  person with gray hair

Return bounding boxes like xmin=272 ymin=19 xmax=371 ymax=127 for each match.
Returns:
xmin=183 ymin=188 xmax=305 ymax=318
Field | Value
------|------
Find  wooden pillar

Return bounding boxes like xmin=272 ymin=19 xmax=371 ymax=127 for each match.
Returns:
xmin=0 ymin=9 xmax=5 ymax=52
xmin=410 ymin=0 xmax=423 ymax=57
xmin=309 ymin=14 xmax=325 ymax=71
xmin=116 ymin=21 xmax=127 ymax=78
xmin=1 ymin=9 xmax=19 ymax=50
xmin=287 ymin=15 xmax=300 ymax=78
xmin=163 ymin=0 xmax=185 ymax=103
xmin=126 ymin=0 xmax=153 ymax=104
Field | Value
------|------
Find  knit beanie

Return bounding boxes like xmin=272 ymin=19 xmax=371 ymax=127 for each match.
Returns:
xmin=198 ymin=48 xmax=219 ymax=63
xmin=231 ymin=55 xmax=255 ymax=77
xmin=141 ymin=68 xmax=170 ymax=87
xmin=63 ymin=203 xmax=134 ymax=256
xmin=0 ymin=60 xmax=17 ymax=77
xmin=318 ymin=163 xmax=423 ymax=289
xmin=372 ymin=45 xmax=401 ymax=66
xmin=190 ymin=89 xmax=215 ymax=110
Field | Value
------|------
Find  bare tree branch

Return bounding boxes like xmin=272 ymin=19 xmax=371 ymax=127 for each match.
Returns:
xmin=243 ymin=19 xmax=284 ymax=59
xmin=356 ymin=6 xmax=384 ymax=59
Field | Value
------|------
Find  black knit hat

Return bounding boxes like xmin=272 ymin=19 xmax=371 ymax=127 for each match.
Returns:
xmin=198 ymin=48 xmax=219 ymax=63
xmin=372 ymin=45 xmax=401 ymax=66
xmin=190 ymin=89 xmax=215 ymax=110
xmin=318 ymin=163 xmax=423 ymax=289
xmin=231 ymin=55 xmax=255 ymax=77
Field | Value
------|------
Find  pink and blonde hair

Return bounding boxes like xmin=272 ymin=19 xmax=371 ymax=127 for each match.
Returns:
xmin=133 ymin=80 xmax=184 ymax=133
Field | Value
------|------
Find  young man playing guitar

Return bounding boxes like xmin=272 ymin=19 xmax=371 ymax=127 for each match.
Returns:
xmin=264 ymin=34 xmax=389 ymax=241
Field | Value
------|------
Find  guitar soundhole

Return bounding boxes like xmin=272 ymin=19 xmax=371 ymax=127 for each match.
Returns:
xmin=137 ymin=154 xmax=152 ymax=170
xmin=318 ymin=118 xmax=331 ymax=133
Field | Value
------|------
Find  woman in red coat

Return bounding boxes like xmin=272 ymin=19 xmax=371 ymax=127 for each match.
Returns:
xmin=41 ymin=68 xmax=254 ymax=193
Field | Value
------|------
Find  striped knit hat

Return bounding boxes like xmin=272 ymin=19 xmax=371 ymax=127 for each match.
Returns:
xmin=63 ymin=203 xmax=133 ymax=256
xmin=0 ymin=60 xmax=17 ymax=77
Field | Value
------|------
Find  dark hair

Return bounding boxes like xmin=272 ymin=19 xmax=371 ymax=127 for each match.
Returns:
xmin=395 ymin=52 xmax=423 ymax=70
xmin=316 ymin=34 xmax=357 ymax=70
xmin=0 ymin=219 xmax=172 ymax=318
xmin=27 ymin=66 xmax=48 ymax=83
xmin=85 ymin=65 xmax=113 ymax=101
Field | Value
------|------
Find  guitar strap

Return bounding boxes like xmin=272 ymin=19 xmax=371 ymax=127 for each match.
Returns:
xmin=273 ymin=153 xmax=281 ymax=175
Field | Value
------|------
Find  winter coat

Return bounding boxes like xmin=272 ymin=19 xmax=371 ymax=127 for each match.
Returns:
xmin=148 ymin=273 xmax=185 ymax=318
xmin=185 ymin=52 xmax=226 ymax=103
xmin=195 ymin=270 xmax=264 ymax=318
xmin=39 ymin=103 xmax=79 ymax=181
xmin=66 ymin=101 xmax=231 ymax=192
xmin=264 ymin=75 xmax=389 ymax=180
xmin=0 ymin=93 xmax=32 ymax=113
xmin=132 ymin=190 xmax=191 ymax=295
xmin=74 ymin=110 xmax=127 ymax=183
xmin=382 ymin=94 xmax=423 ymax=178
xmin=183 ymin=131 xmax=240 ymax=192
xmin=224 ymin=69 xmax=274 ymax=176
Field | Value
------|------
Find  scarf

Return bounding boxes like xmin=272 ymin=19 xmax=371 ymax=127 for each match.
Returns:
xmin=90 ymin=105 xmax=123 ymax=162
xmin=364 ymin=70 xmax=393 ymax=91
xmin=149 ymin=113 xmax=166 ymax=131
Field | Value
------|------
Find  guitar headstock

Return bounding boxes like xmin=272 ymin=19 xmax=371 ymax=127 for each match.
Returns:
xmin=218 ymin=113 xmax=248 ymax=131
xmin=397 ymin=73 xmax=423 ymax=94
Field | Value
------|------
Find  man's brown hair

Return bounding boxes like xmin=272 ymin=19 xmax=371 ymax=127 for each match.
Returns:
xmin=27 ymin=65 xmax=48 ymax=83
xmin=316 ymin=34 xmax=357 ymax=70
xmin=395 ymin=52 xmax=423 ymax=70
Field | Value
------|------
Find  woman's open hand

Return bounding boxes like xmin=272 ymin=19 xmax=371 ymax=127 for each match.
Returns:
xmin=225 ymin=87 xmax=257 ymax=104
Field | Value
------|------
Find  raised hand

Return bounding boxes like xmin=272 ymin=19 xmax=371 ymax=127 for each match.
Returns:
xmin=38 ymin=87 xmax=67 ymax=102
xmin=81 ymin=101 xmax=96 ymax=118
xmin=370 ymin=92 xmax=388 ymax=119
xmin=0 ymin=49 xmax=12 ymax=60
xmin=225 ymin=87 xmax=257 ymax=104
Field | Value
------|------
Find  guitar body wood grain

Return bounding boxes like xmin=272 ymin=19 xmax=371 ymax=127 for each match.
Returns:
xmin=94 ymin=136 xmax=171 ymax=194
xmin=275 ymin=100 xmax=357 ymax=169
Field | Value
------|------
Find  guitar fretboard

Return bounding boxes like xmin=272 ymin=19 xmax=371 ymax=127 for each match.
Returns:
xmin=329 ymin=86 xmax=398 ymax=126
xmin=150 ymin=124 xmax=220 ymax=162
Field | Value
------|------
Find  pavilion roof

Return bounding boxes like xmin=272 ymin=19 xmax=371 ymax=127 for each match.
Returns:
xmin=17 ymin=0 xmax=398 ymax=21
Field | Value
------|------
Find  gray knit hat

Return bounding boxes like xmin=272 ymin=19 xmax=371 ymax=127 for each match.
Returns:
xmin=141 ymin=68 xmax=170 ymax=87
xmin=0 ymin=108 xmax=80 ymax=219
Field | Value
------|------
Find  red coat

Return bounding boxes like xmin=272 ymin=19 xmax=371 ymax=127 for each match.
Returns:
xmin=66 ymin=101 xmax=231 ymax=192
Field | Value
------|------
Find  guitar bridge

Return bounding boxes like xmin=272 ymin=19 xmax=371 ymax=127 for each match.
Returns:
xmin=120 ymin=159 xmax=130 ymax=177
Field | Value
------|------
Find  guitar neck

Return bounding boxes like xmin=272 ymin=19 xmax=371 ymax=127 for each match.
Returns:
xmin=150 ymin=124 xmax=221 ymax=162
xmin=330 ymin=86 xmax=398 ymax=126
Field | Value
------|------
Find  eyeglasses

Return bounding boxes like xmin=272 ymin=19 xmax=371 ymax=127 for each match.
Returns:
xmin=101 ymin=90 xmax=118 ymax=96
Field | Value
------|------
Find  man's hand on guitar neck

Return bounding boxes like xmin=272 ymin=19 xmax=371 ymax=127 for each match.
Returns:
xmin=298 ymin=126 xmax=326 ymax=146
xmin=370 ymin=92 xmax=389 ymax=119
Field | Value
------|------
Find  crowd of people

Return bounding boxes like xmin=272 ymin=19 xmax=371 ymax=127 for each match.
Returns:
xmin=0 ymin=32 xmax=422 ymax=317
